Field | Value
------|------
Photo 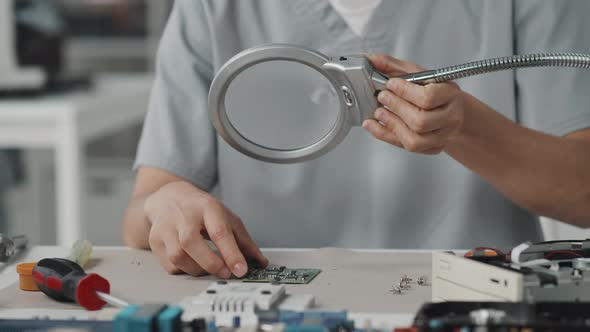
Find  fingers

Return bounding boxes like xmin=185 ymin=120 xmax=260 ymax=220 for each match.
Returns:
xmin=147 ymin=197 xmax=230 ymax=278
xmin=366 ymin=54 xmax=425 ymax=76
xmin=362 ymin=119 xmax=403 ymax=148
xmin=231 ymin=217 xmax=269 ymax=268
xmin=203 ymin=201 xmax=249 ymax=277
xmin=146 ymin=182 xmax=261 ymax=279
xmin=364 ymin=109 xmax=453 ymax=153
xmin=149 ymin=234 xmax=182 ymax=274
xmin=377 ymin=92 xmax=457 ymax=134
xmin=386 ymin=78 xmax=458 ymax=110
xmin=178 ymin=224 xmax=232 ymax=278
xmin=161 ymin=228 xmax=207 ymax=276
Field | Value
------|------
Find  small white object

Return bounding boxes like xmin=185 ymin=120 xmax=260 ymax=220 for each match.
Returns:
xmin=179 ymin=282 xmax=315 ymax=327
xmin=510 ymin=242 xmax=531 ymax=264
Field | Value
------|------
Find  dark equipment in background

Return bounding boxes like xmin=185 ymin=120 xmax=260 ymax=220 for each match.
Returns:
xmin=12 ymin=0 xmax=92 ymax=94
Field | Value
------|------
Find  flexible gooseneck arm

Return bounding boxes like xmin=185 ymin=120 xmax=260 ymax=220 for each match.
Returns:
xmin=372 ymin=53 xmax=590 ymax=88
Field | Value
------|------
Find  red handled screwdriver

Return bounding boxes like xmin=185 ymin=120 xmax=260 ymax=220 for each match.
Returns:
xmin=32 ymin=258 xmax=129 ymax=310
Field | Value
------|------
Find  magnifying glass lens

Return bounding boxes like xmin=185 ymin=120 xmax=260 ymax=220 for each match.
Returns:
xmin=224 ymin=60 xmax=340 ymax=150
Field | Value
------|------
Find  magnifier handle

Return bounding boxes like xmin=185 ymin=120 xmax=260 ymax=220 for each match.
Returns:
xmin=397 ymin=70 xmax=439 ymax=85
xmin=371 ymin=70 xmax=437 ymax=90
xmin=375 ymin=53 xmax=590 ymax=87
xmin=370 ymin=71 xmax=388 ymax=90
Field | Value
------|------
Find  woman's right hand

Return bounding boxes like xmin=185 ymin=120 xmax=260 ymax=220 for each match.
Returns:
xmin=144 ymin=181 xmax=268 ymax=278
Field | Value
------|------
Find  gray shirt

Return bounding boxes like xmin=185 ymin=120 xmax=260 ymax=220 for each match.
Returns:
xmin=135 ymin=0 xmax=590 ymax=249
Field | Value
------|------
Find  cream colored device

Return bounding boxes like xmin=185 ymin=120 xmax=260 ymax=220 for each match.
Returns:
xmin=432 ymin=251 xmax=590 ymax=303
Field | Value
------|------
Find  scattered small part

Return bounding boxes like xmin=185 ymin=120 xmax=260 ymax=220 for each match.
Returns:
xmin=401 ymin=274 xmax=413 ymax=283
xmin=398 ymin=280 xmax=411 ymax=290
xmin=417 ymin=275 xmax=429 ymax=286
xmin=389 ymin=285 xmax=403 ymax=295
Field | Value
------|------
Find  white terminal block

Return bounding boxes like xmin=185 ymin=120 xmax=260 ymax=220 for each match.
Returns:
xmin=179 ymin=281 xmax=315 ymax=327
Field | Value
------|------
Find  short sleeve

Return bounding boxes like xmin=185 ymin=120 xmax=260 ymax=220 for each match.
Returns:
xmin=134 ymin=0 xmax=218 ymax=190
xmin=514 ymin=0 xmax=590 ymax=136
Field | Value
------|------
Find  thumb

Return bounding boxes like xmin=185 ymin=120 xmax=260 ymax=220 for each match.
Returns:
xmin=366 ymin=54 xmax=425 ymax=77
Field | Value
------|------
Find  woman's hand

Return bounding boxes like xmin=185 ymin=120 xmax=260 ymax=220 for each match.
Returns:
xmin=144 ymin=181 xmax=268 ymax=277
xmin=364 ymin=54 xmax=465 ymax=154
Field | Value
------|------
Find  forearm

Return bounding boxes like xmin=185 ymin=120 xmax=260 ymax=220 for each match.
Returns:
xmin=121 ymin=193 xmax=152 ymax=249
xmin=445 ymin=93 xmax=590 ymax=227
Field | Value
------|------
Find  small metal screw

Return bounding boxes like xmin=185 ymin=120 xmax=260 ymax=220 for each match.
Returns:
xmin=342 ymin=87 xmax=354 ymax=106
xmin=417 ymin=275 xmax=429 ymax=286
xmin=389 ymin=285 xmax=403 ymax=295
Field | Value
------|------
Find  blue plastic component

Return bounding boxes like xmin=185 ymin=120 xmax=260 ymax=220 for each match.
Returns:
xmin=429 ymin=319 xmax=443 ymax=329
xmin=284 ymin=325 xmax=327 ymax=332
xmin=157 ymin=306 xmax=183 ymax=332
xmin=114 ymin=304 xmax=181 ymax=332
xmin=279 ymin=310 xmax=348 ymax=328
xmin=207 ymin=320 xmax=218 ymax=332
xmin=114 ymin=305 xmax=140 ymax=332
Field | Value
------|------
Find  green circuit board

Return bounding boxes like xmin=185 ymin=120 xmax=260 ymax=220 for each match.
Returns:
xmin=242 ymin=265 xmax=321 ymax=284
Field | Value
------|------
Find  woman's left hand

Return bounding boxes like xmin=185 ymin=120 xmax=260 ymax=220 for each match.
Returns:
xmin=364 ymin=54 xmax=465 ymax=154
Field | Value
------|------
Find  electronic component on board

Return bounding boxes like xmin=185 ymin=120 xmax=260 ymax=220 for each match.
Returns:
xmin=242 ymin=265 xmax=321 ymax=284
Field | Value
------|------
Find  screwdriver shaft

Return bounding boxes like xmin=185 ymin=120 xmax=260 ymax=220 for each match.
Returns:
xmin=96 ymin=291 xmax=129 ymax=308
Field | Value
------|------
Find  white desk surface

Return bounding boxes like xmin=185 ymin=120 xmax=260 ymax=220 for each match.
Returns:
xmin=0 ymin=247 xmax=433 ymax=327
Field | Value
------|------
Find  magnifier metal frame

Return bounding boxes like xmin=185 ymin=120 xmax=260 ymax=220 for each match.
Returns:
xmin=209 ymin=44 xmax=358 ymax=164
xmin=210 ymin=44 xmax=590 ymax=163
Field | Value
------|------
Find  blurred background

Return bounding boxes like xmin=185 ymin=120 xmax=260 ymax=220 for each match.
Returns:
xmin=0 ymin=0 xmax=172 ymax=246
xmin=0 ymin=0 xmax=587 ymax=247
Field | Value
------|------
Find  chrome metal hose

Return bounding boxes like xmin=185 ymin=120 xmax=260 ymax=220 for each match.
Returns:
xmin=397 ymin=53 xmax=590 ymax=85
